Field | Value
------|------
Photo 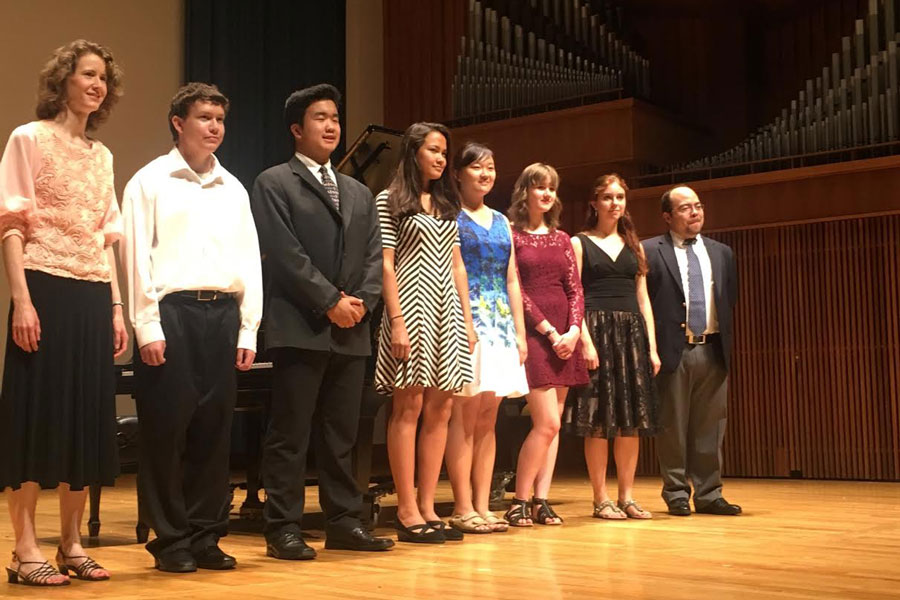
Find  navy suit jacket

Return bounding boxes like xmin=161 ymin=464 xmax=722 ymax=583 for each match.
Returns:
xmin=642 ymin=232 xmax=738 ymax=374
xmin=250 ymin=156 xmax=382 ymax=356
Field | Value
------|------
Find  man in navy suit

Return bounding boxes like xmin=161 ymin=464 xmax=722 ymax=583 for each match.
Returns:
xmin=642 ymin=186 xmax=742 ymax=516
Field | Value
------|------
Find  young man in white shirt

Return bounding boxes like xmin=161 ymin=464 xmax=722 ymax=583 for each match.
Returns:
xmin=121 ymin=83 xmax=263 ymax=572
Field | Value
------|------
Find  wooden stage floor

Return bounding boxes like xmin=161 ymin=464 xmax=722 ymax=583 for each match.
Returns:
xmin=1 ymin=475 xmax=899 ymax=599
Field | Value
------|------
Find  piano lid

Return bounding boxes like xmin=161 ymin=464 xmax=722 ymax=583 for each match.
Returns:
xmin=336 ymin=124 xmax=403 ymax=196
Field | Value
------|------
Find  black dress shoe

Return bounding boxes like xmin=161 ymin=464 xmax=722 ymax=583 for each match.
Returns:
xmin=667 ymin=498 xmax=692 ymax=516
xmin=154 ymin=548 xmax=197 ymax=573
xmin=266 ymin=531 xmax=317 ymax=560
xmin=325 ymin=527 xmax=395 ymax=551
xmin=193 ymin=545 xmax=236 ymax=570
xmin=695 ymin=498 xmax=742 ymax=515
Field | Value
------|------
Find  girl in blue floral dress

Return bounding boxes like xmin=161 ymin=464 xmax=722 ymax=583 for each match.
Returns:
xmin=446 ymin=142 xmax=528 ymax=534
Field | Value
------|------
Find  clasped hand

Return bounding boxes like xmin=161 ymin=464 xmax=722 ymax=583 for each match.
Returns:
xmin=551 ymin=327 xmax=579 ymax=360
xmin=326 ymin=292 xmax=366 ymax=328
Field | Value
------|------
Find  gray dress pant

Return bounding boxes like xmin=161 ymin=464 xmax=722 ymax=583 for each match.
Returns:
xmin=655 ymin=340 xmax=728 ymax=508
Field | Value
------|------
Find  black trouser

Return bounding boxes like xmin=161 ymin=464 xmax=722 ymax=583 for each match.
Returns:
xmin=656 ymin=340 xmax=729 ymax=508
xmin=134 ymin=294 xmax=239 ymax=557
xmin=262 ymin=347 xmax=365 ymax=538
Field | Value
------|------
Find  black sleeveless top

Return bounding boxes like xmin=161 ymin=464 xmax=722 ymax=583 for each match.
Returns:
xmin=577 ymin=233 xmax=640 ymax=313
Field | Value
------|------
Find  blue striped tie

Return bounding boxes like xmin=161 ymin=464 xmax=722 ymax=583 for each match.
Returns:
xmin=684 ymin=238 xmax=706 ymax=336
xmin=319 ymin=166 xmax=340 ymax=210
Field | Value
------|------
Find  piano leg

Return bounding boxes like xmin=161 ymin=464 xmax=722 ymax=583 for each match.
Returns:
xmin=88 ymin=485 xmax=101 ymax=538
xmin=353 ymin=415 xmax=376 ymax=529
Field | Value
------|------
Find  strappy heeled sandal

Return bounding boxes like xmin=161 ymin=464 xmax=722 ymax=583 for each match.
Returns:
xmin=503 ymin=497 xmax=533 ymax=527
xmin=6 ymin=551 xmax=69 ymax=586
xmin=531 ymin=497 xmax=563 ymax=525
xmin=593 ymin=499 xmax=627 ymax=520
xmin=55 ymin=546 xmax=110 ymax=581
xmin=617 ymin=499 xmax=653 ymax=520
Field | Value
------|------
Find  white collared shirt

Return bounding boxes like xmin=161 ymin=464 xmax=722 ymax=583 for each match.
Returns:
xmin=121 ymin=147 xmax=263 ymax=351
xmin=295 ymin=152 xmax=336 ymax=188
xmin=671 ymin=232 xmax=719 ymax=336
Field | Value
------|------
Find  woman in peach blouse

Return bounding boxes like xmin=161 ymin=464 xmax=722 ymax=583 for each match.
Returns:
xmin=0 ymin=40 xmax=127 ymax=587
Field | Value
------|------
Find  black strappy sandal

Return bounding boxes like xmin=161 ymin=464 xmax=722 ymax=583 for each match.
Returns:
xmin=503 ymin=497 xmax=533 ymax=527
xmin=6 ymin=551 xmax=69 ymax=586
xmin=55 ymin=546 xmax=109 ymax=581
xmin=427 ymin=520 xmax=464 ymax=541
xmin=394 ymin=521 xmax=445 ymax=544
xmin=532 ymin=497 xmax=563 ymax=525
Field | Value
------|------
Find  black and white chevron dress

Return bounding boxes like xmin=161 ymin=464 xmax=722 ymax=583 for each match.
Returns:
xmin=374 ymin=191 xmax=473 ymax=394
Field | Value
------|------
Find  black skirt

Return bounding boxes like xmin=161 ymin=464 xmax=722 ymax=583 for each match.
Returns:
xmin=0 ymin=270 xmax=118 ymax=490
xmin=564 ymin=309 xmax=658 ymax=438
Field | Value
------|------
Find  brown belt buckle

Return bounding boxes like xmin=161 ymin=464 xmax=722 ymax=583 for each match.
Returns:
xmin=687 ymin=334 xmax=707 ymax=345
xmin=196 ymin=290 xmax=217 ymax=302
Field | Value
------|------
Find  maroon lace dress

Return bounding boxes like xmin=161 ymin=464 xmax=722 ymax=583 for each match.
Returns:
xmin=513 ymin=229 xmax=589 ymax=389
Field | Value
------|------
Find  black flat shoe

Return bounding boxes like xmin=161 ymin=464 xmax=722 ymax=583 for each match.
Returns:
xmin=667 ymin=498 xmax=692 ymax=516
xmin=266 ymin=531 xmax=317 ymax=560
xmin=193 ymin=545 xmax=236 ymax=570
xmin=325 ymin=527 xmax=395 ymax=551
xmin=394 ymin=521 xmax=444 ymax=544
xmin=154 ymin=548 xmax=197 ymax=573
xmin=695 ymin=498 xmax=742 ymax=515
xmin=427 ymin=520 xmax=464 ymax=541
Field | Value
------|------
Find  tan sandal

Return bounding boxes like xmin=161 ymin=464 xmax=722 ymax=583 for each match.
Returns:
xmin=448 ymin=511 xmax=492 ymax=534
xmin=618 ymin=499 xmax=653 ymax=519
xmin=479 ymin=511 xmax=509 ymax=532
xmin=593 ymin=500 xmax=627 ymax=520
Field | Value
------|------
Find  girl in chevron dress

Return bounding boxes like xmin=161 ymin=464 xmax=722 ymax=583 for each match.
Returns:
xmin=375 ymin=122 xmax=477 ymax=544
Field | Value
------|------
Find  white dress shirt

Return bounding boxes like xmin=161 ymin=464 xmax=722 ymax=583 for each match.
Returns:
xmin=295 ymin=152 xmax=336 ymax=187
xmin=121 ymin=147 xmax=263 ymax=351
xmin=671 ymin=232 xmax=719 ymax=336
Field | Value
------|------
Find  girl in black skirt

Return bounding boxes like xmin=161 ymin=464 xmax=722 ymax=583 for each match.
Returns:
xmin=0 ymin=40 xmax=127 ymax=586
xmin=565 ymin=174 xmax=660 ymax=520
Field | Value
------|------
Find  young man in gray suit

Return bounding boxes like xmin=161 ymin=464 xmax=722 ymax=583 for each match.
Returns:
xmin=250 ymin=84 xmax=393 ymax=558
xmin=642 ymin=186 xmax=742 ymax=517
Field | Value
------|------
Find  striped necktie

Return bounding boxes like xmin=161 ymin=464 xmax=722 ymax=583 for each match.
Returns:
xmin=684 ymin=237 xmax=706 ymax=336
xmin=319 ymin=166 xmax=340 ymax=210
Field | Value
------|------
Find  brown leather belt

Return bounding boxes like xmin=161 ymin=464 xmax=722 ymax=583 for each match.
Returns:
xmin=687 ymin=333 xmax=719 ymax=345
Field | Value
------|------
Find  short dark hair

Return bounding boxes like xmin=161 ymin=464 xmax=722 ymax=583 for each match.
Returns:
xmin=452 ymin=141 xmax=493 ymax=173
xmin=661 ymin=187 xmax=676 ymax=213
xmin=284 ymin=84 xmax=341 ymax=129
xmin=168 ymin=82 xmax=229 ymax=142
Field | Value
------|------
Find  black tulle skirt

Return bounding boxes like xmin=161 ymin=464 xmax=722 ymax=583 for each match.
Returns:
xmin=0 ymin=270 xmax=118 ymax=490
xmin=564 ymin=309 xmax=658 ymax=438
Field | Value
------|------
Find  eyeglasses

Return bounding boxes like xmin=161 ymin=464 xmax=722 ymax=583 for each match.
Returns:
xmin=674 ymin=202 xmax=703 ymax=214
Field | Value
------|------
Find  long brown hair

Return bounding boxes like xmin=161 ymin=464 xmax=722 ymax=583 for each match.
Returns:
xmin=585 ymin=174 xmax=647 ymax=275
xmin=507 ymin=163 xmax=562 ymax=231
xmin=36 ymin=39 xmax=123 ymax=132
xmin=386 ymin=122 xmax=460 ymax=220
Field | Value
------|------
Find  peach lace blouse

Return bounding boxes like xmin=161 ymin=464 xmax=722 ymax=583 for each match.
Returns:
xmin=0 ymin=120 xmax=122 ymax=282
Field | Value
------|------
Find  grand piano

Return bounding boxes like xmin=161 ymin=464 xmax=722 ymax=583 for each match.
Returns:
xmin=91 ymin=125 xmax=528 ymax=541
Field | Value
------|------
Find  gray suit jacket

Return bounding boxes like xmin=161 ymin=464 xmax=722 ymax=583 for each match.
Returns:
xmin=642 ymin=232 xmax=738 ymax=374
xmin=250 ymin=156 xmax=382 ymax=356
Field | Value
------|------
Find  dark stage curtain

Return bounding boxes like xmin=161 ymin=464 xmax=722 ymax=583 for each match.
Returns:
xmin=185 ymin=0 xmax=347 ymax=188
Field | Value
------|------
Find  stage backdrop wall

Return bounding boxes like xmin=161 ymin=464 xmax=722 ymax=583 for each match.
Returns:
xmin=0 ymin=0 xmax=185 ymax=389
xmin=184 ymin=0 xmax=347 ymax=189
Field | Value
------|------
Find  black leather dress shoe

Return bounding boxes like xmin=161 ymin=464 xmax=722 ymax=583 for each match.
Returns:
xmin=154 ymin=548 xmax=197 ymax=573
xmin=695 ymin=498 xmax=742 ymax=515
xmin=193 ymin=545 xmax=236 ymax=570
xmin=266 ymin=531 xmax=317 ymax=560
xmin=667 ymin=498 xmax=692 ymax=516
xmin=325 ymin=527 xmax=395 ymax=551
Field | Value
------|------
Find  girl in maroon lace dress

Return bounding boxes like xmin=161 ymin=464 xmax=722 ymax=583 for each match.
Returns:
xmin=504 ymin=163 xmax=588 ymax=526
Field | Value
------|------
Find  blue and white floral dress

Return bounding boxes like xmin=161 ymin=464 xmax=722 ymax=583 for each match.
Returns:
xmin=456 ymin=208 xmax=529 ymax=397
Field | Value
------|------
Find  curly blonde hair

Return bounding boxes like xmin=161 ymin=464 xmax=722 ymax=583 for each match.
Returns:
xmin=36 ymin=39 xmax=123 ymax=131
xmin=507 ymin=162 xmax=562 ymax=231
